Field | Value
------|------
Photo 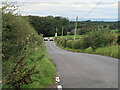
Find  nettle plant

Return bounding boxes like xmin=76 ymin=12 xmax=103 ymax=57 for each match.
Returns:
xmin=3 ymin=55 xmax=39 ymax=88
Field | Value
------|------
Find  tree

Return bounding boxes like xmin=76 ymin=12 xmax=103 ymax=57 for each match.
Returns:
xmin=27 ymin=16 xmax=69 ymax=37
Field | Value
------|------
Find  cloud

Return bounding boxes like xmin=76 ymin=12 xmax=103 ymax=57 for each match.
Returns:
xmin=2 ymin=0 xmax=119 ymax=2
xmin=2 ymin=0 xmax=118 ymax=21
xmin=0 ymin=3 xmax=2 ymax=9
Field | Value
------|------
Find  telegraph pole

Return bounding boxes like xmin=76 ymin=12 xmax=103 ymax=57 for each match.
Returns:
xmin=66 ymin=17 xmax=69 ymax=36
xmin=62 ymin=26 xmax=64 ymax=36
xmin=56 ymin=27 xmax=58 ymax=33
xmin=74 ymin=16 xmax=78 ymax=40
xmin=55 ymin=27 xmax=58 ymax=37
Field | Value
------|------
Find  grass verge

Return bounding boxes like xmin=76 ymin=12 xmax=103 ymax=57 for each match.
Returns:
xmin=2 ymin=43 xmax=56 ymax=88
xmin=23 ymin=43 xmax=56 ymax=88
xmin=94 ymin=46 xmax=119 ymax=59
xmin=55 ymin=41 xmax=119 ymax=59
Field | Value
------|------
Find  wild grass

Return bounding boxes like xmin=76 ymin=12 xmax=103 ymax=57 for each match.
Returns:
xmin=23 ymin=44 xmax=56 ymax=88
xmin=3 ymin=44 xmax=56 ymax=88
xmin=94 ymin=46 xmax=119 ymax=58
xmin=2 ymin=13 xmax=56 ymax=88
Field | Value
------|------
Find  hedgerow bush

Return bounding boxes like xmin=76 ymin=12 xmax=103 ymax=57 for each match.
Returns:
xmin=87 ymin=30 xmax=118 ymax=49
xmin=61 ymin=38 xmax=67 ymax=48
xmin=66 ymin=38 xmax=89 ymax=50
xmin=87 ymin=31 xmax=106 ymax=49
xmin=2 ymin=13 xmax=43 ymax=61
xmin=66 ymin=40 xmax=73 ymax=48
xmin=55 ymin=37 xmax=74 ymax=48
xmin=72 ymin=40 xmax=80 ymax=49
xmin=84 ymin=47 xmax=93 ymax=53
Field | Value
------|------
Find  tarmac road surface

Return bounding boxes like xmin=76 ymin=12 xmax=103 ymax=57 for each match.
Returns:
xmin=45 ymin=41 xmax=118 ymax=88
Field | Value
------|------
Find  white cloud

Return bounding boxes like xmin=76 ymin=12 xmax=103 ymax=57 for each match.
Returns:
xmin=2 ymin=0 xmax=118 ymax=21
xmin=2 ymin=0 xmax=119 ymax=2
xmin=0 ymin=3 xmax=2 ymax=9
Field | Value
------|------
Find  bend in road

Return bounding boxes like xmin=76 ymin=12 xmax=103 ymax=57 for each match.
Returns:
xmin=45 ymin=41 xmax=118 ymax=88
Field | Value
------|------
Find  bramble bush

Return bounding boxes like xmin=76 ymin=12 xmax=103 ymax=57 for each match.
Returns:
xmin=3 ymin=55 xmax=39 ymax=88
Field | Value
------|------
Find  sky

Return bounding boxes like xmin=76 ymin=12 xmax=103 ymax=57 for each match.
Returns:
xmin=2 ymin=0 xmax=119 ymax=21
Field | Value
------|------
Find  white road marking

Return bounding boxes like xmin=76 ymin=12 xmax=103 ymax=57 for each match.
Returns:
xmin=55 ymin=77 xmax=62 ymax=90
xmin=57 ymin=85 xmax=62 ymax=90
xmin=55 ymin=77 xmax=60 ymax=83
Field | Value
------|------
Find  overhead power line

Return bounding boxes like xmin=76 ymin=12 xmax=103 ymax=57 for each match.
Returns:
xmin=80 ymin=0 xmax=102 ymax=19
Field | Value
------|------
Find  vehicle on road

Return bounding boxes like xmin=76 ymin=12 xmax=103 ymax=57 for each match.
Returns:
xmin=49 ymin=37 xmax=54 ymax=41
xmin=44 ymin=37 xmax=49 ymax=41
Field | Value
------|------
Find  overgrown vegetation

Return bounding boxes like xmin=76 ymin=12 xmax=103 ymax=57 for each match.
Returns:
xmin=55 ymin=28 xmax=119 ymax=58
xmin=2 ymin=2 xmax=55 ymax=88
xmin=3 ymin=55 xmax=40 ymax=88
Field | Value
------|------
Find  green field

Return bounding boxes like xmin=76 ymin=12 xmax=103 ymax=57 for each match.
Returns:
xmin=111 ymin=30 xmax=120 ymax=33
xmin=58 ymin=35 xmax=87 ymax=38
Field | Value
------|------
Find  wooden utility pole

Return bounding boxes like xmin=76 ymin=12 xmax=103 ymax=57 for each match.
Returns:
xmin=62 ymin=26 xmax=64 ymax=36
xmin=56 ymin=27 xmax=58 ymax=33
xmin=55 ymin=27 xmax=58 ymax=37
xmin=74 ymin=16 xmax=78 ymax=40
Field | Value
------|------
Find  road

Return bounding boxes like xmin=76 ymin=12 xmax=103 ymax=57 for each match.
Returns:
xmin=45 ymin=41 xmax=118 ymax=88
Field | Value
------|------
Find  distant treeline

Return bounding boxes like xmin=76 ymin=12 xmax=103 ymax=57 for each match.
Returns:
xmin=24 ymin=16 xmax=69 ymax=37
xmin=69 ymin=20 xmax=118 ymax=35
xmin=24 ymin=16 xmax=118 ymax=37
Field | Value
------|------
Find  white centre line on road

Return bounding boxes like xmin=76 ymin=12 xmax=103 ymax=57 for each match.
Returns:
xmin=55 ymin=77 xmax=63 ymax=90
xmin=57 ymin=85 xmax=62 ymax=90
xmin=55 ymin=77 xmax=60 ymax=83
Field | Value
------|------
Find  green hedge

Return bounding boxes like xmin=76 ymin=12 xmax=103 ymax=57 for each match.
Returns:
xmin=2 ymin=13 xmax=55 ymax=88
xmin=55 ymin=31 xmax=119 ymax=58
